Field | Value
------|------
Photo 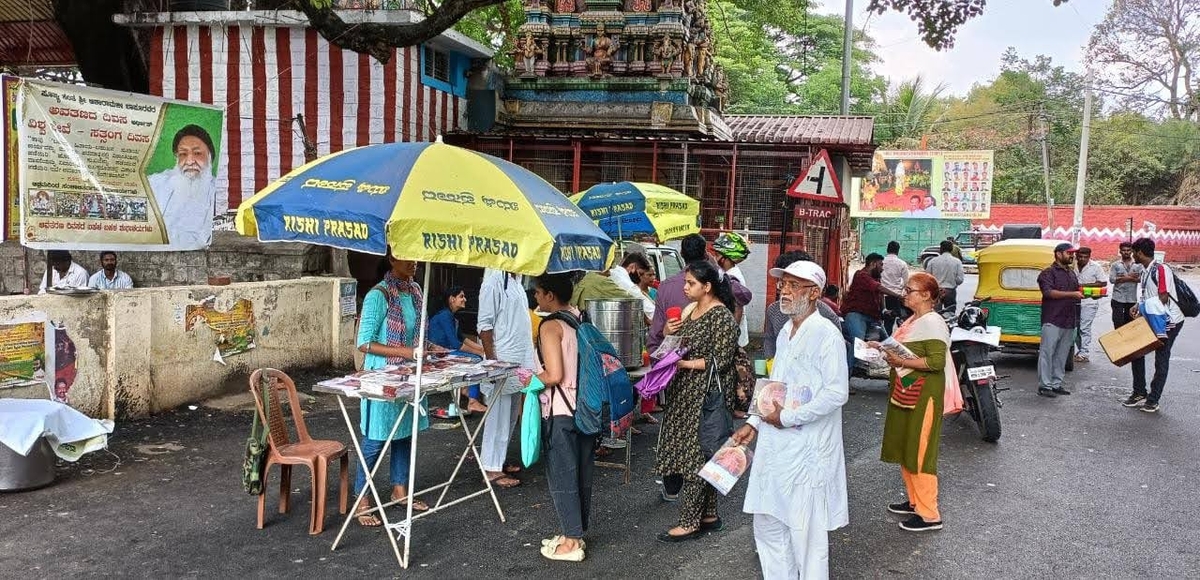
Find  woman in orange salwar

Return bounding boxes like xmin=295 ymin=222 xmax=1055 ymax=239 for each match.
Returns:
xmin=874 ymin=272 xmax=950 ymax=532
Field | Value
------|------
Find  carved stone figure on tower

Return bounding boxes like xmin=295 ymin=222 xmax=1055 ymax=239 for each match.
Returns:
xmin=654 ymin=32 xmax=681 ymax=75
xmin=586 ymin=23 xmax=617 ymax=78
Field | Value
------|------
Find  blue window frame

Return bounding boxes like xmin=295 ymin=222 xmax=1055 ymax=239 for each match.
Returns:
xmin=420 ymin=44 xmax=469 ymax=98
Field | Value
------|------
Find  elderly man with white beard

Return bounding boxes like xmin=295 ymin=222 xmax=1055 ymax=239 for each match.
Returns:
xmin=732 ymin=260 xmax=849 ymax=580
xmin=147 ymin=124 xmax=217 ymax=249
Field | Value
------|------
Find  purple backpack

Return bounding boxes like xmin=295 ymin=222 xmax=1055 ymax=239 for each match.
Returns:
xmin=635 ymin=348 xmax=687 ymax=399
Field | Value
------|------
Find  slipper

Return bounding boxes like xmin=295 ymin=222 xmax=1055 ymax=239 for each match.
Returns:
xmin=503 ymin=464 xmax=523 ymax=475
xmin=542 ymin=536 xmax=587 ymax=550
xmin=540 ymin=543 xmax=585 ymax=562
xmin=355 ymin=512 xmax=382 ymax=527
xmin=488 ymin=474 xmax=521 ymax=489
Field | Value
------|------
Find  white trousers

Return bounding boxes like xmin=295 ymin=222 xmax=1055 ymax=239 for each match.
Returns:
xmin=753 ymin=513 xmax=829 ymax=580
xmin=480 ymin=384 xmax=520 ymax=473
xmin=1078 ymin=300 xmax=1099 ymax=357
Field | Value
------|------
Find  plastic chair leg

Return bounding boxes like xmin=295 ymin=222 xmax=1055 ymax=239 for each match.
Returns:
xmin=310 ymin=461 xmax=326 ymax=535
xmin=279 ymin=465 xmax=292 ymax=514
xmin=256 ymin=483 xmax=267 ymax=530
xmin=338 ymin=454 xmax=349 ymax=515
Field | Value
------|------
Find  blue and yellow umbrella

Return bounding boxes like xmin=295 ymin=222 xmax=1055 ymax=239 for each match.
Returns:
xmin=570 ymin=181 xmax=700 ymax=241
xmin=235 ymin=140 xmax=614 ymax=275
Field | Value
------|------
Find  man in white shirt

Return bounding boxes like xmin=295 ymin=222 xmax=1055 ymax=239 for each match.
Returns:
xmin=38 ymin=250 xmax=89 ymax=294
xmin=924 ymin=240 xmax=965 ymax=311
xmin=1073 ymin=247 xmax=1107 ymax=362
xmin=608 ymin=253 xmax=655 ymax=321
xmin=713 ymin=231 xmax=752 ymax=348
xmin=880 ymin=241 xmax=909 ymax=333
xmin=87 ymin=251 xmax=134 ymax=290
xmin=1123 ymin=238 xmax=1186 ymax=414
xmin=477 ymin=269 xmax=537 ymax=487
xmin=734 ymin=260 xmax=849 ymax=579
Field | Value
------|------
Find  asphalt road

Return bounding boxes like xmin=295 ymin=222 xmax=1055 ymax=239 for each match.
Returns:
xmin=2 ymin=274 xmax=1198 ymax=578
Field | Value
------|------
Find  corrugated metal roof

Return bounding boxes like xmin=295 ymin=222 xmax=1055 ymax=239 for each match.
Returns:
xmin=0 ymin=20 xmax=76 ymax=66
xmin=724 ymin=115 xmax=874 ymax=147
xmin=0 ymin=0 xmax=54 ymax=23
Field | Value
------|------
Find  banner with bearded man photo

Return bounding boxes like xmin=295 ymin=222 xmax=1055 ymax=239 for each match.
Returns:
xmin=13 ymin=76 xmax=224 ymax=251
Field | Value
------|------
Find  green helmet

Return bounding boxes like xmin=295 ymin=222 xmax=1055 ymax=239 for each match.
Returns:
xmin=713 ymin=231 xmax=750 ymax=262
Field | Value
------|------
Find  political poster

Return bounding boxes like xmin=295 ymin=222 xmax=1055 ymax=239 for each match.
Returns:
xmin=850 ymin=150 xmax=994 ymax=220
xmin=14 ymin=77 xmax=224 ymax=251
xmin=0 ymin=312 xmax=54 ymax=394
xmin=186 ymin=297 xmax=257 ymax=364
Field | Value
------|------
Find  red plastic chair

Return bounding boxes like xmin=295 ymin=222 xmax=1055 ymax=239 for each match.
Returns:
xmin=250 ymin=368 xmax=349 ymax=535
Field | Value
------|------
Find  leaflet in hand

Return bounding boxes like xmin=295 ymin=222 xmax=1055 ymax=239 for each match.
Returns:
xmin=748 ymin=378 xmax=814 ymax=418
xmin=650 ymin=335 xmax=686 ymax=361
xmin=854 ymin=337 xmax=917 ymax=362
xmin=698 ymin=438 xmax=754 ymax=496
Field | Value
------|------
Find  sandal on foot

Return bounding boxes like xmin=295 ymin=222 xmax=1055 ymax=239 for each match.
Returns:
xmin=355 ymin=512 xmax=382 ymax=527
xmin=503 ymin=464 xmax=523 ymax=475
xmin=487 ymin=474 xmax=521 ymax=489
xmin=542 ymin=536 xmax=586 ymax=550
xmin=391 ymin=493 xmax=430 ymax=512
xmin=540 ymin=543 xmax=585 ymax=562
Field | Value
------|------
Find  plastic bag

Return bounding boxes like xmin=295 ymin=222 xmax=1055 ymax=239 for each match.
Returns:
xmin=520 ymin=375 xmax=545 ymax=468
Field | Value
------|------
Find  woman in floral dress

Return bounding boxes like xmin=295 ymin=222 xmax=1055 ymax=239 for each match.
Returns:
xmin=655 ymin=261 xmax=739 ymax=542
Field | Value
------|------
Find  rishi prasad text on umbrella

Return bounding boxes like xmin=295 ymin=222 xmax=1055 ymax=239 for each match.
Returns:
xmin=283 ymin=215 xmax=369 ymax=241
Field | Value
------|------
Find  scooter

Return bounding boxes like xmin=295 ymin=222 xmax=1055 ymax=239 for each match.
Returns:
xmin=942 ymin=299 xmax=1004 ymax=443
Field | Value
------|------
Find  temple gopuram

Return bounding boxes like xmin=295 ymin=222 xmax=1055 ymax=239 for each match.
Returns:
xmin=499 ymin=0 xmax=729 ymax=138
xmin=449 ymin=0 xmax=878 ymax=334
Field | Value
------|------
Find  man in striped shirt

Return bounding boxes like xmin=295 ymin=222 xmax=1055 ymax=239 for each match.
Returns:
xmin=88 ymin=251 xmax=134 ymax=290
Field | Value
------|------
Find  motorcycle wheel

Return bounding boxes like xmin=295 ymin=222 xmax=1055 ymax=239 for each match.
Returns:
xmin=974 ymin=381 xmax=1002 ymax=443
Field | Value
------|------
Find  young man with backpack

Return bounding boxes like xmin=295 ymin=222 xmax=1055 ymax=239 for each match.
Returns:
xmin=530 ymin=272 xmax=635 ymax=562
xmin=1123 ymin=237 xmax=1193 ymax=413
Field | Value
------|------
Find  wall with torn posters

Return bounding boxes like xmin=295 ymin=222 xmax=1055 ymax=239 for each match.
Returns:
xmin=0 ymin=277 xmax=356 ymax=419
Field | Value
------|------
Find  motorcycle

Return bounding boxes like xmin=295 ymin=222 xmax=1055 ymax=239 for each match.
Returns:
xmin=941 ymin=299 xmax=1004 ymax=443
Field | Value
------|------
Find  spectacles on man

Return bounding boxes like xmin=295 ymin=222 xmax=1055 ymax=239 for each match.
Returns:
xmin=780 ymin=279 xmax=818 ymax=292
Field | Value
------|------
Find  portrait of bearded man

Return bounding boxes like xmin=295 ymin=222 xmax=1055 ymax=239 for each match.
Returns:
xmin=147 ymin=124 xmax=217 ymax=249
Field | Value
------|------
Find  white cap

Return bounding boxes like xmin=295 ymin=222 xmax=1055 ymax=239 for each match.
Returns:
xmin=769 ymin=260 xmax=827 ymax=289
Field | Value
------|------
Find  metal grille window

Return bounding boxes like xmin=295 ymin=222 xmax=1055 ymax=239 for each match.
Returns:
xmin=423 ymin=46 xmax=451 ymax=83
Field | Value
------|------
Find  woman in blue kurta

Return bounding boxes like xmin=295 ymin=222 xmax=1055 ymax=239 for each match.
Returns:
xmin=354 ymin=254 xmax=430 ymax=526
xmin=427 ymin=285 xmax=488 ymax=414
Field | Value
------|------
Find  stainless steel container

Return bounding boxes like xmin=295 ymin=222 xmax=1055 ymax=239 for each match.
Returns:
xmin=0 ymin=437 xmax=56 ymax=491
xmin=585 ymin=298 xmax=645 ymax=369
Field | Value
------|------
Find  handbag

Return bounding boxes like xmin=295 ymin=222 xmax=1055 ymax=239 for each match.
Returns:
xmin=634 ymin=348 xmax=686 ymax=399
xmin=698 ymin=359 xmax=733 ymax=459
xmin=520 ymin=376 xmax=545 ymax=468
xmin=733 ymin=348 xmax=755 ymax=412
xmin=241 ymin=375 xmax=270 ymax=496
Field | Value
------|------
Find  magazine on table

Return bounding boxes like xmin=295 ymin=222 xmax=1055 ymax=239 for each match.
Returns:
xmin=698 ymin=438 xmax=754 ymax=495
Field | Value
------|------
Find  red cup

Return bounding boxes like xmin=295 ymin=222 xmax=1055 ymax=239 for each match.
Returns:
xmin=666 ymin=306 xmax=682 ymax=322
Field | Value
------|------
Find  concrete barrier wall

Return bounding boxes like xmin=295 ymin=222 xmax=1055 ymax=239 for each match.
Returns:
xmin=0 ymin=277 xmax=356 ymax=419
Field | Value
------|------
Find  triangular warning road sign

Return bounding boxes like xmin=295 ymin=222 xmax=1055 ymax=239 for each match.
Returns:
xmin=787 ymin=149 xmax=843 ymax=203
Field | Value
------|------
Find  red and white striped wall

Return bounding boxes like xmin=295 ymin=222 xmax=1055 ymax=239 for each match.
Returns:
xmin=149 ymin=24 xmax=467 ymax=213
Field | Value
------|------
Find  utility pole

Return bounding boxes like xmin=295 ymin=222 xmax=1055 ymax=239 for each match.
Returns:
xmin=1071 ymin=72 xmax=1093 ymax=246
xmin=839 ymin=0 xmax=853 ymax=115
xmin=1039 ymin=104 xmax=1054 ymax=231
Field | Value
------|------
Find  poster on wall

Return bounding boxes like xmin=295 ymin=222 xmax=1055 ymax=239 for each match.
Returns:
xmin=850 ymin=150 xmax=994 ymax=220
xmin=14 ymin=77 xmax=225 ymax=251
xmin=186 ymin=297 xmax=258 ymax=364
xmin=2 ymin=74 xmax=20 ymax=240
xmin=0 ymin=312 xmax=55 ymax=395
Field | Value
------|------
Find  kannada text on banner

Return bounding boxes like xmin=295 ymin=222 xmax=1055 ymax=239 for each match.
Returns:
xmin=2 ymin=75 xmax=20 ymax=240
xmin=16 ymin=77 xmax=224 ymax=251
xmin=851 ymin=150 xmax=995 ymax=220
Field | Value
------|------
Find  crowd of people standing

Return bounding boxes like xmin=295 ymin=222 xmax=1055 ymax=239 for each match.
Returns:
xmin=346 ymin=232 xmax=1187 ymax=578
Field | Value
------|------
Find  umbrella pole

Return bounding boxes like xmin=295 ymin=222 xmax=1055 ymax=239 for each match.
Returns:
xmin=403 ymin=262 xmax=432 ymax=566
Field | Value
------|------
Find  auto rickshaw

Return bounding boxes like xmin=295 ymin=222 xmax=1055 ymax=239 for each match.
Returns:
xmin=974 ymin=238 xmax=1076 ymax=369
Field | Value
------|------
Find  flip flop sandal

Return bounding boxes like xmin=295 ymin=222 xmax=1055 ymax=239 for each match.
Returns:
xmin=503 ymin=464 xmax=523 ymax=474
xmin=355 ymin=512 xmax=382 ymax=527
xmin=488 ymin=474 xmax=521 ymax=488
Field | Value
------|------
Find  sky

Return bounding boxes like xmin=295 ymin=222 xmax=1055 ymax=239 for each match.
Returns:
xmin=818 ymin=0 xmax=1113 ymax=96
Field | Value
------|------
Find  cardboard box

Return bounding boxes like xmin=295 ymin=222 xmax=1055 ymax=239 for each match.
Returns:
xmin=1099 ymin=317 xmax=1163 ymax=366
